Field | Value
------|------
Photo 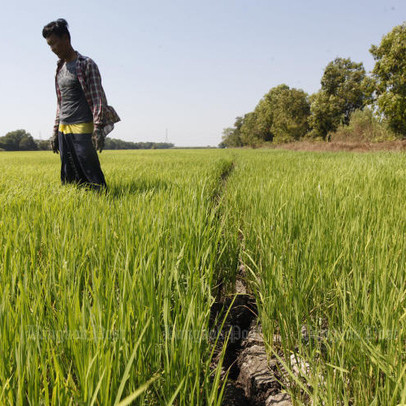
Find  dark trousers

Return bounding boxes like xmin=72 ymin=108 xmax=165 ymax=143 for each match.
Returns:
xmin=58 ymin=131 xmax=106 ymax=190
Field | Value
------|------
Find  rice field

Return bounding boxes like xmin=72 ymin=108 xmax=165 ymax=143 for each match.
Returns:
xmin=1 ymin=149 xmax=406 ymax=404
xmin=223 ymin=150 xmax=406 ymax=404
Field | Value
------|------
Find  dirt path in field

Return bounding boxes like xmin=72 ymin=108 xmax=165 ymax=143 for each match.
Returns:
xmin=210 ymin=266 xmax=294 ymax=406
xmin=271 ymin=139 xmax=406 ymax=153
xmin=209 ymin=160 xmax=293 ymax=405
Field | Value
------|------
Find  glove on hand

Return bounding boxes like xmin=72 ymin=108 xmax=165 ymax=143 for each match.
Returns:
xmin=50 ymin=133 xmax=59 ymax=154
xmin=92 ymin=128 xmax=105 ymax=153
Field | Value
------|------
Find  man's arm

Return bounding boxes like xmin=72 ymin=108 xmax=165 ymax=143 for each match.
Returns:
xmin=84 ymin=58 xmax=109 ymax=152
xmin=50 ymin=100 xmax=60 ymax=153
xmin=84 ymin=58 xmax=105 ymax=131
xmin=81 ymin=56 xmax=119 ymax=149
xmin=53 ymin=103 xmax=60 ymax=137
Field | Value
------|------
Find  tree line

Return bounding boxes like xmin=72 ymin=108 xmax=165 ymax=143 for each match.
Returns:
xmin=0 ymin=130 xmax=174 ymax=151
xmin=220 ymin=22 xmax=406 ymax=147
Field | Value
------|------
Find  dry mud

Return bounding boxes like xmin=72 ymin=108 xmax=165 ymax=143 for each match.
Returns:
xmin=210 ymin=273 xmax=293 ymax=406
xmin=273 ymin=139 xmax=406 ymax=153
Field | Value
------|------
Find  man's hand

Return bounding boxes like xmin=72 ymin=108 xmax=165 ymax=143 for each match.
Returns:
xmin=92 ymin=128 xmax=105 ymax=153
xmin=50 ymin=133 xmax=59 ymax=154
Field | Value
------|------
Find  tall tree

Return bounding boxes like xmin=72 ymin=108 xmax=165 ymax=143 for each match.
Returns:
xmin=270 ymin=86 xmax=310 ymax=142
xmin=19 ymin=134 xmax=38 ymax=151
xmin=308 ymin=57 xmax=373 ymax=139
xmin=370 ymin=23 xmax=406 ymax=136
xmin=308 ymin=92 xmax=343 ymax=140
xmin=0 ymin=130 xmax=37 ymax=151
xmin=238 ymin=84 xmax=310 ymax=145
xmin=220 ymin=116 xmax=244 ymax=147
xmin=239 ymin=112 xmax=263 ymax=147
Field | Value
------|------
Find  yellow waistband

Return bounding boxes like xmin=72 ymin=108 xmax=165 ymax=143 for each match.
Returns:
xmin=59 ymin=122 xmax=94 ymax=134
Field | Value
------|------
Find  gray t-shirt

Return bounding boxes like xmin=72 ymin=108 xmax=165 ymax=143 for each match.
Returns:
xmin=57 ymin=60 xmax=93 ymax=124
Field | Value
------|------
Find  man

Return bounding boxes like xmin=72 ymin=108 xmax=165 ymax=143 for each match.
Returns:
xmin=42 ymin=18 xmax=120 ymax=190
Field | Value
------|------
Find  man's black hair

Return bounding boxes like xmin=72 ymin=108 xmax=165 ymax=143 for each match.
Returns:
xmin=42 ymin=18 xmax=71 ymax=40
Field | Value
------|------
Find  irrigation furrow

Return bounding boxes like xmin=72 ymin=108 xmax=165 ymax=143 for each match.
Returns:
xmin=208 ymin=157 xmax=293 ymax=405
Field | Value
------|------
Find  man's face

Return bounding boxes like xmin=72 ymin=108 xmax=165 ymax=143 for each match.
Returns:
xmin=46 ymin=33 xmax=70 ymax=60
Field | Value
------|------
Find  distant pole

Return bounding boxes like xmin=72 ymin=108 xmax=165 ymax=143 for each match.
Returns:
xmin=165 ymin=128 xmax=169 ymax=143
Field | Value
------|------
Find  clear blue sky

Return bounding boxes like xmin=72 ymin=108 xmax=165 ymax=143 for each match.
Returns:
xmin=1 ymin=0 xmax=405 ymax=147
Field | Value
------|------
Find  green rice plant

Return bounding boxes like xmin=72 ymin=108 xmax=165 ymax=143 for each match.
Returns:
xmin=3 ymin=147 xmax=405 ymax=404
xmin=222 ymin=149 xmax=406 ymax=404
xmin=0 ymin=150 xmax=233 ymax=405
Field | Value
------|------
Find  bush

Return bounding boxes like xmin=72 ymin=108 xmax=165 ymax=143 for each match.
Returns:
xmin=329 ymin=108 xmax=398 ymax=142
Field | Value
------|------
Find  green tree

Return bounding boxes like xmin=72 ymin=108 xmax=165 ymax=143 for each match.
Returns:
xmin=0 ymin=129 xmax=37 ymax=151
xmin=253 ymin=90 xmax=279 ymax=142
xmin=103 ymin=138 xmax=174 ymax=150
xmin=308 ymin=57 xmax=373 ymax=139
xmin=252 ymin=84 xmax=291 ymax=143
xmin=20 ymin=135 xmax=38 ymax=151
xmin=321 ymin=58 xmax=373 ymax=124
xmin=370 ymin=22 xmax=406 ymax=136
xmin=270 ymin=87 xmax=310 ymax=142
xmin=240 ymin=84 xmax=310 ymax=145
xmin=36 ymin=140 xmax=51 ymax=150
xmin=308 ymin=92 xmax=343 ymax=140
xmin=221 ymin=128 xmax=238 ymax=147
xmin=239 ymin=112 xmax=263 ymax=147
xmin=220 ymin=116 xmax=244 ymax=147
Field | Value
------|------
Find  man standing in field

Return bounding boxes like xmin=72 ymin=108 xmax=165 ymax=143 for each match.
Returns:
xmin=42 ymin=18 xmax=120 ymax=190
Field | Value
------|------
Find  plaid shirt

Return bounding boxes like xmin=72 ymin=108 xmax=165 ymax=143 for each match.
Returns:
xmin=54 ymin=51 xmax=120 ymax=136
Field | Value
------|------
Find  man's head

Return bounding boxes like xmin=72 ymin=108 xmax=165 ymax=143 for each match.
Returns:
xmin=42 ymin=19 xmax=72 ymax=60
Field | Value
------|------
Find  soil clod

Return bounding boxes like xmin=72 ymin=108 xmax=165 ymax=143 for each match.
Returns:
xmin=210 ymin=275 xmax=292 ymax=405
